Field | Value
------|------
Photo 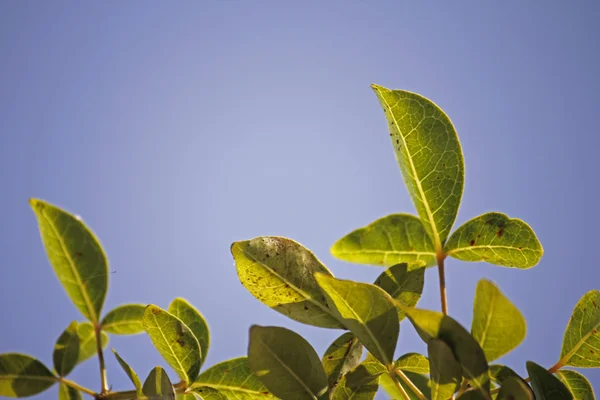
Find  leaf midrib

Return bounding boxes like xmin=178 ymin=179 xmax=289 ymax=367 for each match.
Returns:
xmin=0 ymin=375 xmax=57 ymax=382
xmin=150 ymin=311 xmax=189 ymax=383
xmin=195 ymin=383 xmax=267 ymax=395
xmin=447 ymin=245 xmax=540 ymax=256
xmin=561 ymin=319 xmax=600 ymax=365
xmin=477 ymin=290 xmax=497 ymax=360
xmin=333 ymin=249 xmax=436 ymax=257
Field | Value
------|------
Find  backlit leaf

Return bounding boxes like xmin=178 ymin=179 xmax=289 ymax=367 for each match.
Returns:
xmin=0 ymin=353 xmax=57 ymax=397
xmin=429 ymin=339 xmax=461 ymax=400
xmin=188 ymin=387 xmax=227 ymax=400
xmin=331 ymin=362 xmax=379 ymax=400
xmin=168 ymin=298 xmax=210 ymax=369
xmin=322 ymin=333 xmax=363 ymax=390
xmin=101 ymin=304 xmax=146 ymax=335
xmin=59 ymin=384 xmax=82 ymax=400
xmin=445 ymin=213 xmax=543 ymax=269
xmin=371 ymin=85 xmax=464 ymax=249
xmin=330 ymin=214 xmax=435 ymax=268
xmin=379 ymin=371 xmax=431 ymax=400
xmin=77 ymin=322 xmax=108 ymax=364
xmin=556 ymin=370 xmax=595 ymax=400
xmin=112 ymin=349 xmax=143 ymax=397
xmin=526 ymin=361 xmax=572 ymax=399
xmin=395 ymin=353 xmax=429 ymax=375
xmin=30 ymin=199 xmax=108 ymax=323
xmin=497 ymin=376 xmax=534 ymax=400
xmin=231 ymin=237 xmax=343 ymax=329
xmin=560 ymin=290 xmax=600 ymax=367
xmin=374 ymin=263 xmax=424 ymax=321
xmin=342 ymin=353 xmax=386 ymax=387
xmin=53 ymin=321 xmax=80 ymax=377
xmin=143 ymin=366 xmax=175 ymax=400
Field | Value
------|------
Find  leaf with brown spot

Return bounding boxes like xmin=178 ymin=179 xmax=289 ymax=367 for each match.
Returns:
xmin=322 ymin=333 xmax=363 ymax=390
xmin=560 ymin=290 xmax=600 ymax=368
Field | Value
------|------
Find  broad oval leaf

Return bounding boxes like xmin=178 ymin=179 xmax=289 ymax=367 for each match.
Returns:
xmin=192 ymin=356 xmax=276 ymax=399
xmin=30 ymin=199 xmax=108 ymax=323
xmin=53 ymin=321 xmax=80 ymax=377
xmin=497 ymin=376 xmax=534 ymax=400
xmin=445 ymin=212 xmax=543 ymax=269
xmin=560 ymin=290 xmax=600 ymax=367
xmin=112 ymin=349 xmax=143 ymax=397
xmin=322 ymin=333 xmax=363 ymax=390
xmin=168 ymin=298 xmax=210 ymax=369
xmin=330 ymin=214 xmax=436 ymax=268
xmin=143 ymin=366 xmax=175 ymax=400
xmin=526 ymin=361 xmax=573 ymax=399
xmin=489 ymin=364 xmax=520 ymax=385
xmin=379 ymin=371 xmax=431 ymax=400
xmin=371 ymin=85 xmax=464 ymax=249
xmin=77 ymin=322 xmax=108 ymax=364
xmin=374 ymin=263 xmax=425 ymax=321
xmin=143 ymin=305 xmax=202 ymax=385
xmin=428 ymin=339 xmax=461 ymax=400
xmin=315 ymin=274 xmax=399 ymax=366
xmin=556 ymin=370 xmax=595 ymax=400
xmin=101 ymin=304 xmax=146 ymax=335
xmin=472 ymin=279 xmax=526 ymax=362
xmin=0 ymin=353 xmax=57 ymax=397
xmin=59 ymin=384 xmax=82 ymax=400
xmin=248 ymin=325 xmax=328 ymax=400
xmin=231 ymin=237 xmax=343 ymax=329
xmin=188 ymin=387 xmax=228 ymax=400
xmin=395 ymin=353 xmax=429 ymax=375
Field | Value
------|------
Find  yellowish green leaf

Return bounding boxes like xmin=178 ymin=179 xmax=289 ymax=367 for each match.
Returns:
xmin=188 ymin=387 xmax=227 ymax=400
xmin=76 ymin=322 xmax=108 ymax=364
xmin=101 ymin=304 xmax=146 ymax=335
xmin=331 ymin=361 xmax=379 ymax=400
xmin=53 ymin=321 xmax=80 ymax=377
xmin=0 ymin=353 xmax=57 ymax=397
xmin=526 ymin=361 xmax=572 ymax=399
xmin=560 ymin=290 xmax=600 ymax=367
xmin=168 ymin=298 xmax=210 ymax=369
xmin=556 ymin=370 xmax=595 ymax=400
xmin=112 ymin=349 xmax=143 ymax=397
xmin=143 ymin=366 xmax=175 ymax=400
xmin=379 ymin=371 xmax=431 ymax=400
xmin=395 ymin=353 xmax=429 ymax=375
xmin=322 ymin=333 xmax=363 ymax=390
xmin=374 ymin=263 xmax=424 ymax=321
xmin=342 ymin=353 xmax=386 ymax=387
xmin=59 ymin=384 xmax=82 ymax=400
xmin=428 ymin=339 xmax=461 ymax=400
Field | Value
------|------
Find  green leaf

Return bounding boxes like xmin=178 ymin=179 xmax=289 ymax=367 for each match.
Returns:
xmin=315 ymin=274 xmax=399 ymax=366
xmin=231 ymin=236 xmax=343 ymax=329
xmin=168 ymin=298 xmax=210 ymax=369
xmin=192 ymin=357 xmax=276 ymax=399
xmin=397 ymin=304 xmax=490 ymax=393
xmin=395 ymin=353 xmax=429 ymax=374
xmin=556 ymin=370 xmax=595 ymax=400
xmin=456 ymin=390 xmax=488 ymax=400
xmin=342 ymin=353 xmax=386 ymax=387
xmin=176 ymin=394 xmax=197 ymax=400
xmin=497 ymin=376 xmax=534 ymax=400
xmin=53 ymin=321 xmax=80 ymax=377
xmin=143 ymin=366 xmax=175 ymax=400
xmin=379 ymin=371 xmax=431 ymax=400
xmin=472 ymin=279 xmax=526 ymax=362
xmin=322 ymin=333 xmax=363 ymax=390
xmin=59 ymin=384 xmax=82 ymax=400
xmin=112 ymin=349 xmax=143 ymax=397
xmin=0 ymin=353 xmax=57 ymax=397
xmin=489 ymin=364 xmax=520 ymax=385
xmin=331 ymin=364 xmax=379 ymax=400
xmin=560 ymin=290 xmax=600 ymax=367
xmin=330 ymin=214 xmax=436 ymax=268
xmin=76 ymin=322 xmax=108 ymax=364
xmin=101 ymin=304 xmax=146 ymax=335
xmin=374 ymin=263 xmax=425 ymax=320
xmin=143 ymin=305 xmax=202 ymax=384
xmin=526 ymin=361 xmax=573 ymax=399
xmin=30 ymin=199 xmax=108 ymax=323
xmin=428 ymin=339 xmax=462 ymax=400
xmin=371 ymin=85 xmax=464 ymax=249
xmin=248 ymin=325 xmax=328 ymax=400
xmin=445 ymin=212 xmax=543 ymax=269
xmin=188 ymin=387 xmax=228 ymax=400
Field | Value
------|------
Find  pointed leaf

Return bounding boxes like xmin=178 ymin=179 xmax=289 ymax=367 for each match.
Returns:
xmin=112 ymin=349 xmax=143 ymax=397
xmin=315 ymin=274 xmax=399 ymax=366
xmin=101 ymin=304 xmax=146 ymax=335
xmin=497 ymin=376 xmax=534 ymax=400
xmin=30 ymin=199 xmax=108 ymax=322
xmin=428 ymin=339 xmax=462 ymax=400
xmin=59 ymin=384 xmax=82 ymax=400
xmin=374 ymin=263 xmax=425 ymax=321
xmin=248 ymin=325 xmax=328 ymax=400
xmin=143 ymin=305 xmax=202 ymax=384
xmin=526 ymin=361 xmax=572 ymax=399
xmin=0 ymin=353 xmax=57 ymax=397
xmin=371 ymin=85 xmax=464 ymax=249
xmin=168 ymin=298 xmax=210 ymax=369
xmin=445 ymin=212 xmax=543 ymax=269
xmin=330 ymin=214 xmax=436 ymax=267
xmin=556 ymin=370 xmax=595 ymax=400
xmin=143 ymin=366 xmax=175 ymax=400
xmin=395 ymin=353 xmax=429 ymax=374
xmin=560 ymin=290 xmax=600 ymax=367
xmin=472 ymin=279 xmax=526 ymax=362
xmin=489 ymin=365 xmax=520 ymax=385
xmin=53 ymin=321 xmax=80 ymax=377
xmin=379 ymin=371 xmax=431 ymax=400
xmin=192 ymin=357 xmax=276 ymax=399
xmin=231 ymin=237 xmax=343 ymax=329
xmin=322 ymin=333 xmax=363 ymax=390
xmin=188 ymin=387 xmax=227 ymax=400
xmin=77 ymin=322 xmax=108 ymax=364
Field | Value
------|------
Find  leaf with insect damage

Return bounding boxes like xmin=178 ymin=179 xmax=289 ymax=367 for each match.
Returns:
xmin=0 ymin=353 xmax=57 ymax=398
xmin=101 ymin=304 xmax=146 ymax=335
xmin=168 ymin=298 xmax=210 ymax=370
xmin=322 ymin=333 xmax=363 ymax=390
xmin=53 ymin=321 xmax=80 ymax=377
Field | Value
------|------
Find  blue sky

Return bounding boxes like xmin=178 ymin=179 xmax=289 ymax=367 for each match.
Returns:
xmin=1 ymin=1 xmax=598 ymax=398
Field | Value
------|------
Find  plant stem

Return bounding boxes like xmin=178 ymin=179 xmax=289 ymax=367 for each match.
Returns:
xmin=94 ymin=323 xmax=109 ymax=394
xmin=395 ymin=369 xmax=426 ymax=400
xmin=437 ymin=253 xmax=448 ymax=315
xmin=456 ymin=378 xmax=469 ymax=397
xmin=389 ymin=370 xmax=411 ymax=400
xmin=58 ymin=378 xmax=97 ymax=397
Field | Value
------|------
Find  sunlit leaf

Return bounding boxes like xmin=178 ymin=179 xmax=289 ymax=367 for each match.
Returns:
xmin=30 ymin=199 xmax=108 ymax=323
xmin=168 ymin=298 xmax=210 ymax=369
xmin=176 ymin=394 xmax=197 ymax=400
xmin=231 ymin=237 xmax=343 ymax=329
xmin=526 ymin=361 xmax=572 ymax=399
xmin=556 ymin=370 xmax=595 ymax=400
xmin=472 ymin=280 xmax=526 ymax=362
xmin=560 ymin=290 xmax=600 ymax=367
xmin=248 ymin=325 xmax=328 ymax=400
xmin=322 ymin=333 xmax=363 ymax=390
xmin=489 ymin=364 xmax=520 ymax=385
xmin=379 ymin=371 xmax=431 ymax=400
xmin=143 ymin=366 xmax=175 ymax=400
xmin=101 ymin=304 xmax=146 ymax=335
xmin=112 ymin=349 xmax=143 ymax=397
xmin=315 ymin=274 xmax=398 ymax=366
xmin=0 ymin=353 xmax=57 ymax=397
xmin=76 ymin=322 xmax=108 ymax=364
xmin=58 ymin=384 xmax=82 ymax=400
xmin=395 ymin=353 xmax=429 ymax=374
xmin=429 ymin=339 xmax=461 ymax=400
xmin=330 ymin=214 xmax=436 ymax=268
xmin=188 ymin=387 xmax=227 ymax=400
xmin=374 ymin=263 xmax=424 ymax=321
xmin=53 ymin=321 xmax=80 ymax=377
xmin=497 ymin=376 xmax=534 ymax=400
xmin=143 ymin=305 xmax=202 ymax=385
xmin=445 ymin=212 xmax=543 ymax=269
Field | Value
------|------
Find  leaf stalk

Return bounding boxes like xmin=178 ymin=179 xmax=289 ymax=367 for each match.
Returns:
xmin=395 ymin=369 xmax=427 ymax=400
xmin=437 ymin=253 xmax=448 ymax=315
xmin=94 ymin=323 xmax=109 ymax=394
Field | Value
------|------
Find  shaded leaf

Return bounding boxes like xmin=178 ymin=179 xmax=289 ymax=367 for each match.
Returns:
xmin=231 ymin=237 xmax=343 ymax=329
xmin=188 ymin=387 xmax=227 ymax=400
xmin=445 ymin=212 xmax=543 ymax=269
xmin=315 ymin=274 xmax=398 ymax=366
xmin=168 ymin=298 xmax=210 ymax=369
xmin=143 ymin=366 xmax=175 ymax=400
xmin=395 ymin=353 xmax=429 ymax=374
xmin=53 ymin=321 xmax=80 ymax=377
xmin=58 ymin=384 xmax=82 ymax=400
xmin=371 ymin=85 xmax=464 ymax=249
xmin=429 ymin=339 xmax=461 ymax=400
xmin=77 ymin=322 xmax=108 ymax=364
xmin=248 ymin=325 xmax=328 ymax=400
xmin=497 ymin=376 xmax=534 ymax=400
xmin=526 ymin=361 xmax=572 ymax=399
xmin=331 ymin=369 xmax=378 ymax=400
xmin=343 ymin=353 xmax=386 ymax=387
xmin=0 ymin=353 xmax=57 ymax=397
xmin=456 ymin=390 xmax=488 ymax=400
xmin=472 ymin=279 xmax=526 ymax=362
xmin=112 ymin=349 xmax=143 ymax=397
xmin=30 ymin=199 xmax=108 ymax=323
xmin=379 ymin=371 xmax=431 ymax=400
xmin=143 ymin=305 xmax=202 ymax=384
xmin=556 ymin=370 xmax=595 ymax=400
xmin=560 ymin=290 xmax=600 ymax=367
xmin=489 ymin=365 xmax=520 ymax=385
xmin=101 ymin=304 xmax=146 ymax=335
xmin=330 ymin=214 xmax=435 ymax=268
xmin=322 ymin=333 xmax=363 ymax=390
xmin=374 ymin=263 xmax=425 ymax=321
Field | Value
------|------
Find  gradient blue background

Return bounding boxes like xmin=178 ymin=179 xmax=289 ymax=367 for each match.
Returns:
xmin=1 ymin=2 xmax=598 ymax=398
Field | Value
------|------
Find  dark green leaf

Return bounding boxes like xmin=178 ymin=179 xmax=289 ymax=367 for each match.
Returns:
xmin=379 ymin=371 xmax=431 ymax=400
xmin=53 ymin=321 xmax=80 ymax=377
xmin=342 ymin=353 xmax=386 ymax=387
xmin=429 ymin=339 xmax=461 ymax=400
xmin=374 ymin=263 xmax=424 ymax=321
xmin=489 ymin=365 xmax=520 ymax=385
xmin=101 ymin=304 xmax=146 ymax=335
xmin=395 ymin=353 xmax=429 ymax=374
xmin=526 ymin=361 xmax=572 ymax=399
xmin=322 ymin=333 xmax=363 ymax=390
xmin=58 ymin=384 xmax=82 ymax=400
xmin=560 ymin=290 xmax=600 ymax=367
xmin=77 ymin=322 xmax=108 ymax=364
xmin=331 ymin=365 xmax=378 ymax=400
xmin=497 ymin=376 xmax=534 ymax=400
xmin=556 ymin=370 xmax=595 ymax=400
xmin=168 ymin=298 xmax=210 ymax=369
xmin=30 ymin=199 xmax=108 ymax=323
xmin=112 ymin=349 xmax=143 ymax=397
xmin=143 ymin=366 xmax=175 ymax=400
xmin=0 ymin=353 xmax=57 ymax=397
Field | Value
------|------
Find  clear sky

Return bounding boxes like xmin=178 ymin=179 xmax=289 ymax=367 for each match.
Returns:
xmin=1 ymin=1 xmax=598 ymax=398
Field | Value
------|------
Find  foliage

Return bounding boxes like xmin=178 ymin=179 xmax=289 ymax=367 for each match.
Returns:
xmin=1 ymin=84 xmax=597 ymax=400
